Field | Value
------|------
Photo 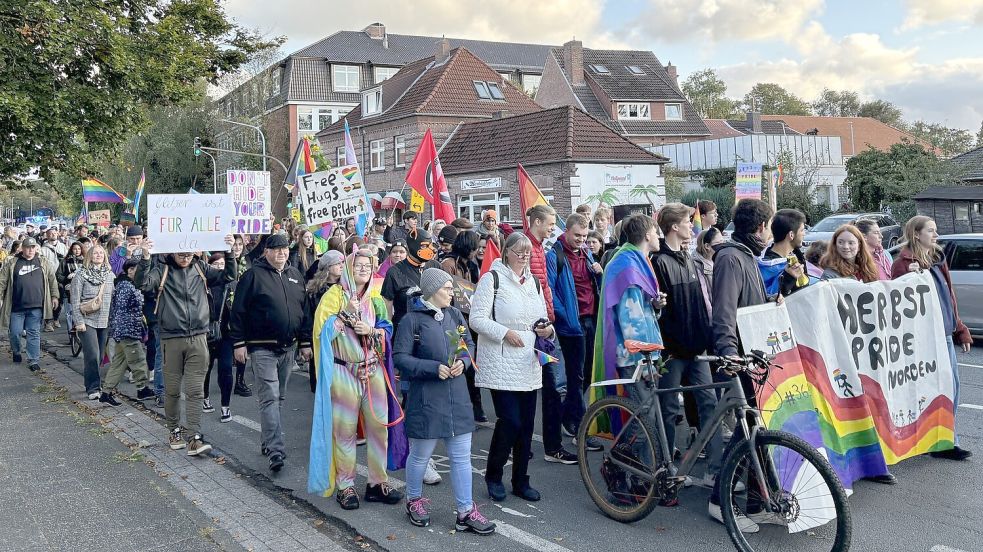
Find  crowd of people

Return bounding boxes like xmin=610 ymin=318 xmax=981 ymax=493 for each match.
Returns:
xmin=1 ymin=198 xmax=973 ymax=536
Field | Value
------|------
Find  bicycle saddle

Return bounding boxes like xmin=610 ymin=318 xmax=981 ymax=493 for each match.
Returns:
xmin=624 ymin=340 xmax=663 ymax=354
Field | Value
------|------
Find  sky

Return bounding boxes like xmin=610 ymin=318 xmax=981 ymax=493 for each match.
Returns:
xmin=223 ymin=0 xmax=983 ymax=131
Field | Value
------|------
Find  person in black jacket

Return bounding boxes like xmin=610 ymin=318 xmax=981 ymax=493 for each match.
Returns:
xmin=203 ymin=253 xmax=233 ymax=422
xmin=228 ymin=233 xmax=313 ymax=473
xmin=381 ymin=228 xmax=440 ymax=330
xmin=134 ymin=236 xmax=237 ymax=457
xmin=652 ymin=203 xmax=722 ymax=487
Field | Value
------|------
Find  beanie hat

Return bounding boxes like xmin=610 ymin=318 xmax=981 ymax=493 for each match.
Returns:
xmin=126 ymin=225 xmax=144 ymax=238
xmin=405 ymin=229 xmax=436 ymax=266
xmin=419 ymin=268 xmax=453 ymax=300
xmin=208 ymin=252 xmax=225 ymax=264
xmin=320 ymin=249 xmax=345 ymax=268
xmin=438 ymin=225 xmax=459 ymax=245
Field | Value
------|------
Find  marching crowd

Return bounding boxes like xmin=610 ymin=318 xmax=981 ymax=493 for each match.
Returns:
xmin=1 ymin=198 xmax=973 ymax=536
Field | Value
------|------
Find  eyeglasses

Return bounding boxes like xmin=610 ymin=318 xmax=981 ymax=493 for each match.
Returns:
xmin=509 ymin=250 xmax=531 ymax=259
xmin=353 ymin=264 xmax=373 ymax=272
xmin=175 ymin=253 xmax=194 ymax=259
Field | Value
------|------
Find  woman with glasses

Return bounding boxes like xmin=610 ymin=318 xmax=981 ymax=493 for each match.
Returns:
xmin=469 ymin=232 xmax=555 ymax=503
xmin=71 ymin=243 xmax=116 ymax=400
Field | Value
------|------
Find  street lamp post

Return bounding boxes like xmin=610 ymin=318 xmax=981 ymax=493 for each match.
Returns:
xmin=220 ymin=119 xmax=267 ymax=172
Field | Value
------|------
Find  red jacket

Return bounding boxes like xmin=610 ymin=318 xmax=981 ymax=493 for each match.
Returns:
xmin=891 ymin=248 xmax=972 ymax=346
xmin=525 ymin=229 xmax=555 ymax=321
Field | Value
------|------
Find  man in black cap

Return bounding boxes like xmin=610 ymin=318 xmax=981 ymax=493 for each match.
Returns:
xmin=228 ymin=233 xmax=312 ymax=473
xmin=0 ymin=237 xmax=59 ymax=372
xmin=110 ymin=225 xmax=146 ymax=275
xmin=381 ymin=228 xmax=439 ymax=330
xmin=437 ymin=225 xmax=459 ymax=261
xmin=384 ymin=211 xmax=418 ymax=247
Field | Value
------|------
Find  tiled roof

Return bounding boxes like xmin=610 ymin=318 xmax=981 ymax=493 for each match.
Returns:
xmin=949 ymin=146 xmax=983 ymax=182
xmin=548 ymin=49 xmax=709 ymax=138
xmin=285 ymin=57 xmax=332 ymax=102
xmin=759 ymin=115 xmax=936 ymax=155
xmin=292 ymin=31 xmax=552 ymax=71
xmin=725 ymin=118 xmax=802 ymax=135
xmin=317 ymin=48 xmax=542 ymax=136
xmin=703 ymin=119 xmax=745 ymax=140
xmin=439 ymin=105 xmax=669 ymax=175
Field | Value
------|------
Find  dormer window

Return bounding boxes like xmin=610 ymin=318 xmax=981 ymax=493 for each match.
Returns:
xmin=665 ymin=103 xmax=683 ymax=120
xmin=473 ymin=81 xmax=506 ymax=101
xmin=487 ymin=82 xmax=505 ymax=100
xmin=627 ymin=65 xmax=644 ymax=75
xmin=362 ymin=88 xmax=383 ymax=116
xmin=590 ymin=64 xmax=609 ymax=73
xmin=617 ymin=102 xmax=650 ymax=120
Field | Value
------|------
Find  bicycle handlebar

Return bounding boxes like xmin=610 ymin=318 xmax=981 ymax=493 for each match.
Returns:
xmin=695 ymin=349 xmax=776 ymax=371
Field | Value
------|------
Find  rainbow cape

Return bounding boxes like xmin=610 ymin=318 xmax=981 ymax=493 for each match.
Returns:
xmin=308 ymin=286 xmax=407 ymax=497
xmin=82 ymin=178 xmax=129 ymax=203
xmin=589 ymin=243 xmax=661 ymax=406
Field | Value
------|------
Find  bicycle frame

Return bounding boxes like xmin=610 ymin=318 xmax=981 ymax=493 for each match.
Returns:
xmin=605 ymin=353 xmax=775 ymax=505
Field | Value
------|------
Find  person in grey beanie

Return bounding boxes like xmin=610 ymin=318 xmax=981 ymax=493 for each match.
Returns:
xmin=303 ymin=248 xmax=346 ymax=392
xmin=393 ymin=268 xmax=493 ymax=534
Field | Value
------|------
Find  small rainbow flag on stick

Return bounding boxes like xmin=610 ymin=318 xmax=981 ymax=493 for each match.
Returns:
xmin=535 ymin=348 xmax=560 ymax=366
xmin=692 ymin=199 xmax=703 ymax=234
xmin=82 ymin=178 xmax=129 ymax=203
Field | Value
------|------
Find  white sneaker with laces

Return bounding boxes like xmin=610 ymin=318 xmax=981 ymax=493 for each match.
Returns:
xmin=709 ymin=502 xmax=759 ymax=533
xmin=423 ymin=459 xmax=442 ymax=485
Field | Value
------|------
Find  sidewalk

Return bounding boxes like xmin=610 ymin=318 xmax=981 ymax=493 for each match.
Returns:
xmin=0 ymin=336 xmax=370 ymax=552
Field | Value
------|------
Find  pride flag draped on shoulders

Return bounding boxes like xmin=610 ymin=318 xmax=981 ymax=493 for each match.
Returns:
xmin=589 ymin=243 xmax=662 ymax=406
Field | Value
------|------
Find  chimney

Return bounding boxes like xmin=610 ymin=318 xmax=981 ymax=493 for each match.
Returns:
xmin=364 ymin=23 xmax=386 ymax=40
xmin=666 ymin=61 xmax=677 ymax=83
xmin=747 ymin=112 xmax=762 ymax=134
xmin=562 ymin=39 xmax=584 ymax=86
xmin=492 ymin=110 xmax=509 ymax=120
xmin=435 ymin=37 xmax=451 ymax=65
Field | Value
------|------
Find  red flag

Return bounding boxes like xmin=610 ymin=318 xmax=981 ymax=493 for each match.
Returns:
xmin=480 ymin=237 xmax=501 ymax=276
xmin=517 ymin=163 xmax=550 ymax=231
xmin=405 ymin=129 xmax=456 ymax=223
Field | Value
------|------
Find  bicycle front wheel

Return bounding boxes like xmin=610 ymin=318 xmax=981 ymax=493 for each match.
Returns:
xmin=719 ymin=429 xmax=852 ymax=552
xmin=70 ymin=331 xmax=82 ymax=357
xmin=577 ymin=395 xmax=663 ymax=523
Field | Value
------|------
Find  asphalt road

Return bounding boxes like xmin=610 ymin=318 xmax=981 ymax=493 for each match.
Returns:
xmin=44 ymin=328 xmax=983 ymax=552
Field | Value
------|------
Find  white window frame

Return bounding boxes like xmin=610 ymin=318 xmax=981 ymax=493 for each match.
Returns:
xmin=297 ymin=107 xmax=314 ymax=131
xmin=369 ymin=139 xmax=385 ymax=171
xmin=473 ymin=81 xmax=491 ymax=99
xmin=664 ymin=103 xmax=683 ymax=121
xmin=362 ymin=88 xmax=383 ymax=116
xmin=336 ymin=146 xmax=346 ymax=167
xmin=332 ymin=64 xmax=360 ymax=92
xmin=457 ymin=192 xmax=511 ymax=222
xmin=394 ymin=135 xmax=406 ymax=168
xmin=617 ymin=102 xmax=651 ymax=120
xmin=374 ymin=66 xmax=398 ymax=84
xmin=522 ymin=74 xmax=542 ymax=94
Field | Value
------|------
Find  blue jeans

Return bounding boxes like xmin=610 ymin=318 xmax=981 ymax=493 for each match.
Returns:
xmin=946 ymin=336 xmax=961 ymax=446
xmin=151 ymin=324 xmax=164 ymax=397
xmin=9 ymin=308 xmax=42 ymax=363
xmin=406 ymin=433 xmax=474 ymax=512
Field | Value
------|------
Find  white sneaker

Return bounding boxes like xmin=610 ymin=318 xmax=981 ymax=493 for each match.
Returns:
xmin=709 ymin=502 xmax=759 ymax=533
xmin=748 ymin=509 xmax=788 ymax=526
xmin=356 ymin=437 xmax=367 ymax=446
xmin=701 ymin=473 xmax=746 ymax=492
xmin=87 ymin=391 xmax=100 ymax=400
xmin=423 ymin=459 xmax=442 ymax=485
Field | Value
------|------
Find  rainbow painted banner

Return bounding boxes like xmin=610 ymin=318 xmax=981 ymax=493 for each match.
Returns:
xmin=736 ymin=271 xmax=955 ymax=489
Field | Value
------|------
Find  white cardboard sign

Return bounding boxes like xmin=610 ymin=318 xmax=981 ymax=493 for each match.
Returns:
xmin=147 ymin=194 xmax=233 ymax=254
xmin=227 ymin=170 xmax=272 ymax=235
xmin=296 ymin=165 xmax=368 ymax=226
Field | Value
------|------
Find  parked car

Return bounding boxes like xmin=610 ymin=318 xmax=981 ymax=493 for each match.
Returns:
xmin=803 ymin=213 xmax=901 ymax=249
xmin=889 ymin=234 xmax=983 ymax=336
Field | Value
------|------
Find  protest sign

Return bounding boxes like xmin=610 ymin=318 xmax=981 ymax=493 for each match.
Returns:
xmin=89 ymin=210 xmax=111 ymax=227
xmin=735 ymin=162 xmax=762 ymax=200
xmin=227 ymin=170 xmax=271 ymax=234
xmin=452 ymin=276 xmax=476 ymax=314
xmin=147 ymin=194 xmax=233 ymax=254
xmin=736 ymin=272 xmax=954 ymax=491
xmin=296 ymin=165 xmax=368 ymax=226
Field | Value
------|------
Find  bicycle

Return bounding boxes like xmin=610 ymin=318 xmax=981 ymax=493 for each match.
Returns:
xmin=576 ymin=340 xmax=851 ymax=552
xmin=65 ymin=305 xmax=81 ymax=358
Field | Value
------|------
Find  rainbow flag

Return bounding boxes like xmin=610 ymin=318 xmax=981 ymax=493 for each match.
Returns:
xmin=127 ymin=169 xmax=146 ymax=222
xmin=518 ymin=163 xmax=564 ymax=233
xmin=535 ymin=348 xmax=560 ymax=366
xmin=285 ymin=137 xmax=318 ymax=192
xmin=82 ymin=178 xmax=129 ymax=203
xmin=692 ymin=199 xmax=703 ymax=234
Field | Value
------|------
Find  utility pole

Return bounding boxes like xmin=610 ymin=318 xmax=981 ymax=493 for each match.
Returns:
xmin=220 ymin=119 xmax=267 ymax=172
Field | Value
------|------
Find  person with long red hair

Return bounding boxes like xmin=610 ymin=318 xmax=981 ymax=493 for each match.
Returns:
xmin=819 ymin=224 xmax=879 ymax=283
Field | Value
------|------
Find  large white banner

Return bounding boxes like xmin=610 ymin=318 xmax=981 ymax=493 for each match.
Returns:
xmin=147 ymin=194 xmax=233 ymax=254
xmin=736 ymin=272 xmax=955 ymax=489
xmin=227 ymin=170 xmax=272 ymax=235
xmin=296 ymin=165 xmax=368 ymax=226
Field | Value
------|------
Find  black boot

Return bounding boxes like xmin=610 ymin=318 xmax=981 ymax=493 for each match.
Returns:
xmin=233 ymin=374 xmax=252 ymax=397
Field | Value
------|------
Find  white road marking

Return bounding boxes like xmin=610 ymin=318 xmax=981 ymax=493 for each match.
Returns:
xmin=958 ymin=404 xmax=983 ymax=411
xmin=958 ymin=362 xmax=983 ymax=369
xmin=931 ymin=545 xmax=969 ymax=552
xmin=221 ymin=414 xmax=571 ymax=552
xmin=493 ymin=504 xmax=535 ymax=518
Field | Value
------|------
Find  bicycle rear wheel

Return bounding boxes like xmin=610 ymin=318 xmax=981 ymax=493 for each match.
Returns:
xmin=577 ymin=396 xmax=663 ymax=523
xmin=69 ymin=330 xmax=82 ymax=357
xmin=719 ymin=429 xmax=852 ymax=552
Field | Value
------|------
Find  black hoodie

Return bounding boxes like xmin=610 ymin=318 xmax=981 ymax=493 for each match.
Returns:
xmin=652 ymin=239 xmax=712 ymax=358
xmin=228 ymin=257 xmax=312 ymax=351
xmin=710 ymin=238 xmax=768 ymax=357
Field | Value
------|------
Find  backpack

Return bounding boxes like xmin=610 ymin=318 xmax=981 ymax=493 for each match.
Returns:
xmin=490 ymin=270 xmax=540 ymax=322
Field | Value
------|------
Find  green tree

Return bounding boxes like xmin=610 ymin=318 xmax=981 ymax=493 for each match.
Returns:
xmin=692 ymin=167 xmax=735 ymax=189
xmin=680 ymin=69 xmax=738 ymax=119
xmin=770 ymin=150 xmax=833 ymax=224
xmin=812 ymin=89 xmax=861 ymax=117
xmin=976 ymin=121 xmax=983 ymax=148
xmin=681 ymin=188 xmax=734 ymax=229
xmin=662 ymin=166 xmax=686 ymax=202
xmin=739 ymin=83 xmax=812 ymax=115
xmin=845 ymin=142 xmax=961 ymax=222
xmin=905 ymin=121 xmax=976 ymax=158
xmin=0 ymin=0 xmax=282 ymax=180
xmin=857 ymin=99 xmax=904 ymax=127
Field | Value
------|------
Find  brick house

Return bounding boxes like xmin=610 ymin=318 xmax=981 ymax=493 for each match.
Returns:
xmin=438 ymin=105 xmax=669 ymax=222
xmin=214 ymin=23 xmax=553 ymax=215
xmin=535 ymin=40 xmax=710 ymax=148
xmin=315 ymin=44 xmax=543 ymax=197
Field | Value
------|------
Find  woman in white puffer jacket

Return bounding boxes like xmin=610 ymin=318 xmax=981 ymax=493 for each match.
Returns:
xmin=469 ymin=232 xmax=555 ymax=503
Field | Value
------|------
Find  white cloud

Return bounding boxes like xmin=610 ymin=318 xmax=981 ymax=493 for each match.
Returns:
xmin=633 ymin=0 xmax=825 ymax=44
xmin=900 ymin=0 xmax=983 ymax=30
xmin=224 ymin=0 xmax=612 ymax=52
